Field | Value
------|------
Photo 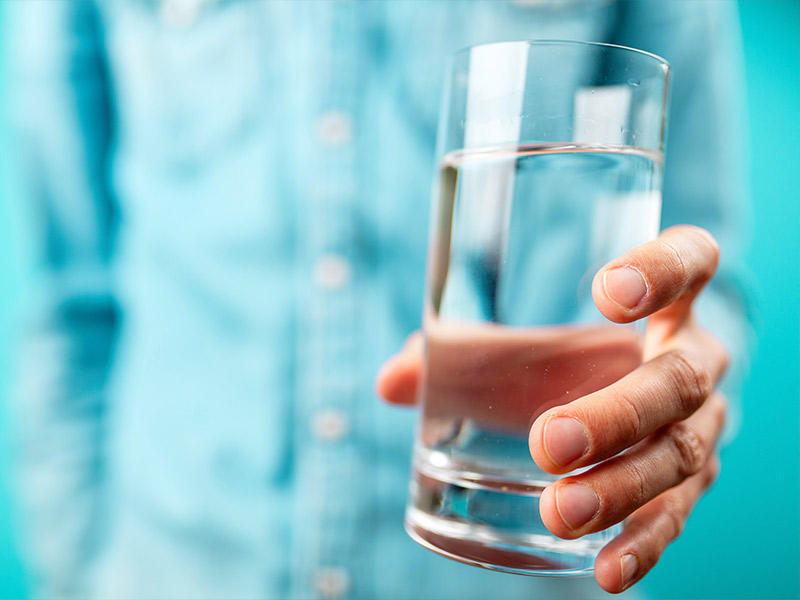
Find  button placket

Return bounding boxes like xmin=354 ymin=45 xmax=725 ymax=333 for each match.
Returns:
xmin=290 ymin=2 xmax=371 ymax=598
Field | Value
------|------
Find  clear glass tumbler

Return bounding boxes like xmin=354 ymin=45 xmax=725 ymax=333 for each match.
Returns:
xmin=405 ymin=40 xmax=671 ymax=577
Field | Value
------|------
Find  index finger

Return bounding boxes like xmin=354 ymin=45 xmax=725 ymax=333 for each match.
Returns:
xmin=592 ymin=225 xmax=720 ymax=324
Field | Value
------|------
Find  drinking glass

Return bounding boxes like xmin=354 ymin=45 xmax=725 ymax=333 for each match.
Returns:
xmin=405 ymin=40 xmax=671 ymax=577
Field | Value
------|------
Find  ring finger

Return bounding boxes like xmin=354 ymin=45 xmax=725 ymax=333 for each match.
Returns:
xmin=593 ymin=455 xmax=721 ymax=593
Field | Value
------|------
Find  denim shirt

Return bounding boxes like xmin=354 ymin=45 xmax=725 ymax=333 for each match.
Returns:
xmin=5 ymin=1 xmax=750 ymax=598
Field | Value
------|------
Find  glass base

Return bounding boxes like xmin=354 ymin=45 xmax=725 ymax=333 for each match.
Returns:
xmin=405 ymin=465 xmax=618 ymax=577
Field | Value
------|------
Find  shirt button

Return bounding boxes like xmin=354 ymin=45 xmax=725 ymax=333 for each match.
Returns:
xmin=312 ymin=254 xmax=353 ymax=291
xmin=316 ymin=110 xmax=354 ymax=146
xmin=311 ymin=408 xmax=350 ymax=443
xmin=159 ymin=0 xmax=201 ymax=27
xmin=314 ymin=567 xmax=351 ymax=599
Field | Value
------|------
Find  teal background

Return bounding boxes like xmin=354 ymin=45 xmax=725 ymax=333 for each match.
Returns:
xmin=641 ymin=2 xmax=800 ymax=599
xmin=0 ymin=1 xmax=797 ymax=598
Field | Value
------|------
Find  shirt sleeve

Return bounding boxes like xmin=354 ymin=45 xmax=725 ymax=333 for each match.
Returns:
xmin=610 ymin=0 xmax=756 ymax=444
xmin=5 ymin=1 xmax=117 ymax=596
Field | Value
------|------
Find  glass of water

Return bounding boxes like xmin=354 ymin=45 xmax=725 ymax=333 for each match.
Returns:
xmin=405 ymin=40 xmax=671 ymax=577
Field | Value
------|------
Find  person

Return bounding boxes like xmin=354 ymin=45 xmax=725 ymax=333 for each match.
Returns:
xmin=5 ymin=1 xmax=751 ymax=598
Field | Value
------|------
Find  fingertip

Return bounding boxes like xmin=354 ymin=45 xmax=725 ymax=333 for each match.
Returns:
xmin=528 ymin=417 xmax=549 ymax=471
xmin=593 ymin=549 xmax=623 ymax=594
xmin=592 ymin=265 xmax=648 ymax=324
xmin=538 ymin=483 xmax=580 ymax=540
xmin=538 ymin=484 xmax=562 ymax=537
xmin=594 ymin=547 xmax=640 ymax=594
xmin=529 ymin=414 xmax=587 ymax=475
xmin=374 ymin=361 xmax=394 ymax=401
xmin=375 ymin=354 xmax=420 ymax=406
xmin=674 ymin=224 xmax=720 ymax=264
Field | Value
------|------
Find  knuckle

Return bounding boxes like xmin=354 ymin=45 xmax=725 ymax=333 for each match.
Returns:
xmin=667 ymin=350 xmax=713 ymax=414
xmin=706 ymin=456 xmax=722 ymax=487
xmin=710 ymin=394 xmax=728 ymax=433
xmin=662 ymin=225 xmax=720 ymax=283
xmin=699 ymin=459 xmax=720 ymax=490
xmin=608 ymin=391 xmax=645 ymax=441
xmin=700 ymin=329 xmax=730 ymax=379
xmin=720 ymin=346 xmax=731 ymax=377
xmin=623 ymin=460 xmax=648 ymax=507
xmin=405 ymin=331 xmax=424 ymax=352
xmin=661 ymin=495 xmax=687 ymax=541
xmin=715 ymin=340 xmax=731 ymax=378
xmin=659 ymin=239 xmax=691 ymax=288
xmin=665 ymin=422 xmax=706 ymax=478
xmin=687 ymin=226 xmax=721 ymax=265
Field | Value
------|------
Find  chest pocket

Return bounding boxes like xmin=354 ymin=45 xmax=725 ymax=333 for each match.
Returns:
xmin=102 ymin=0 xmax=272 ymax=170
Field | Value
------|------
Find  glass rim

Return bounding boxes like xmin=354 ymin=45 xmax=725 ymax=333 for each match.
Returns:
xmin=451 ymin=39 xmax=670 ymax=72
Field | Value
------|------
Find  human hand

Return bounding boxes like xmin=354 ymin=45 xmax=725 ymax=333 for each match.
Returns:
xmin=376 ymin=225 xmax=729 ymax=593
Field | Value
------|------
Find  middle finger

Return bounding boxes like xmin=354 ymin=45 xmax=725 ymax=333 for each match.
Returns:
xmin=528 ymin=326 xmax=728 ymax=474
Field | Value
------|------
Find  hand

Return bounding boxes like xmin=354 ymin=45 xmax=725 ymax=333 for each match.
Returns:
xmin=376 ymin=225 xmax=729 ymax=594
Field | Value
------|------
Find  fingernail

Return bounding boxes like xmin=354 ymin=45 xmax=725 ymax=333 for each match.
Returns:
xmin=620 ymin=553 xmax=639 ymax=590
xmin=544 ymin=417 xmax=588 ymax=467
xmin=555 ymin=483 xmax=600 ymax=530
xmin=603 ymin=267 xmax=647 ymax=310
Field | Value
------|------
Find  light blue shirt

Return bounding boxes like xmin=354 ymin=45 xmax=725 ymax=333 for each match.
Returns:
xmin=5 ymin=1 xmax=751 ymax=598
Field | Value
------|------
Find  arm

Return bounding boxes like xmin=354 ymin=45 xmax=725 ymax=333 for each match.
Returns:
xmin=5 ymin=1 xmax=116 ymax=596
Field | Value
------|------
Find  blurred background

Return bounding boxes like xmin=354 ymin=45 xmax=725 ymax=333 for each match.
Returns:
xmin=0 ymin=1 xmax=797 ymax=599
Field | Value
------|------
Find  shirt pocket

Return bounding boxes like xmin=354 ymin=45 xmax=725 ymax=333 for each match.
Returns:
xmin=102 ymin=0 xmax=271 ymax=170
